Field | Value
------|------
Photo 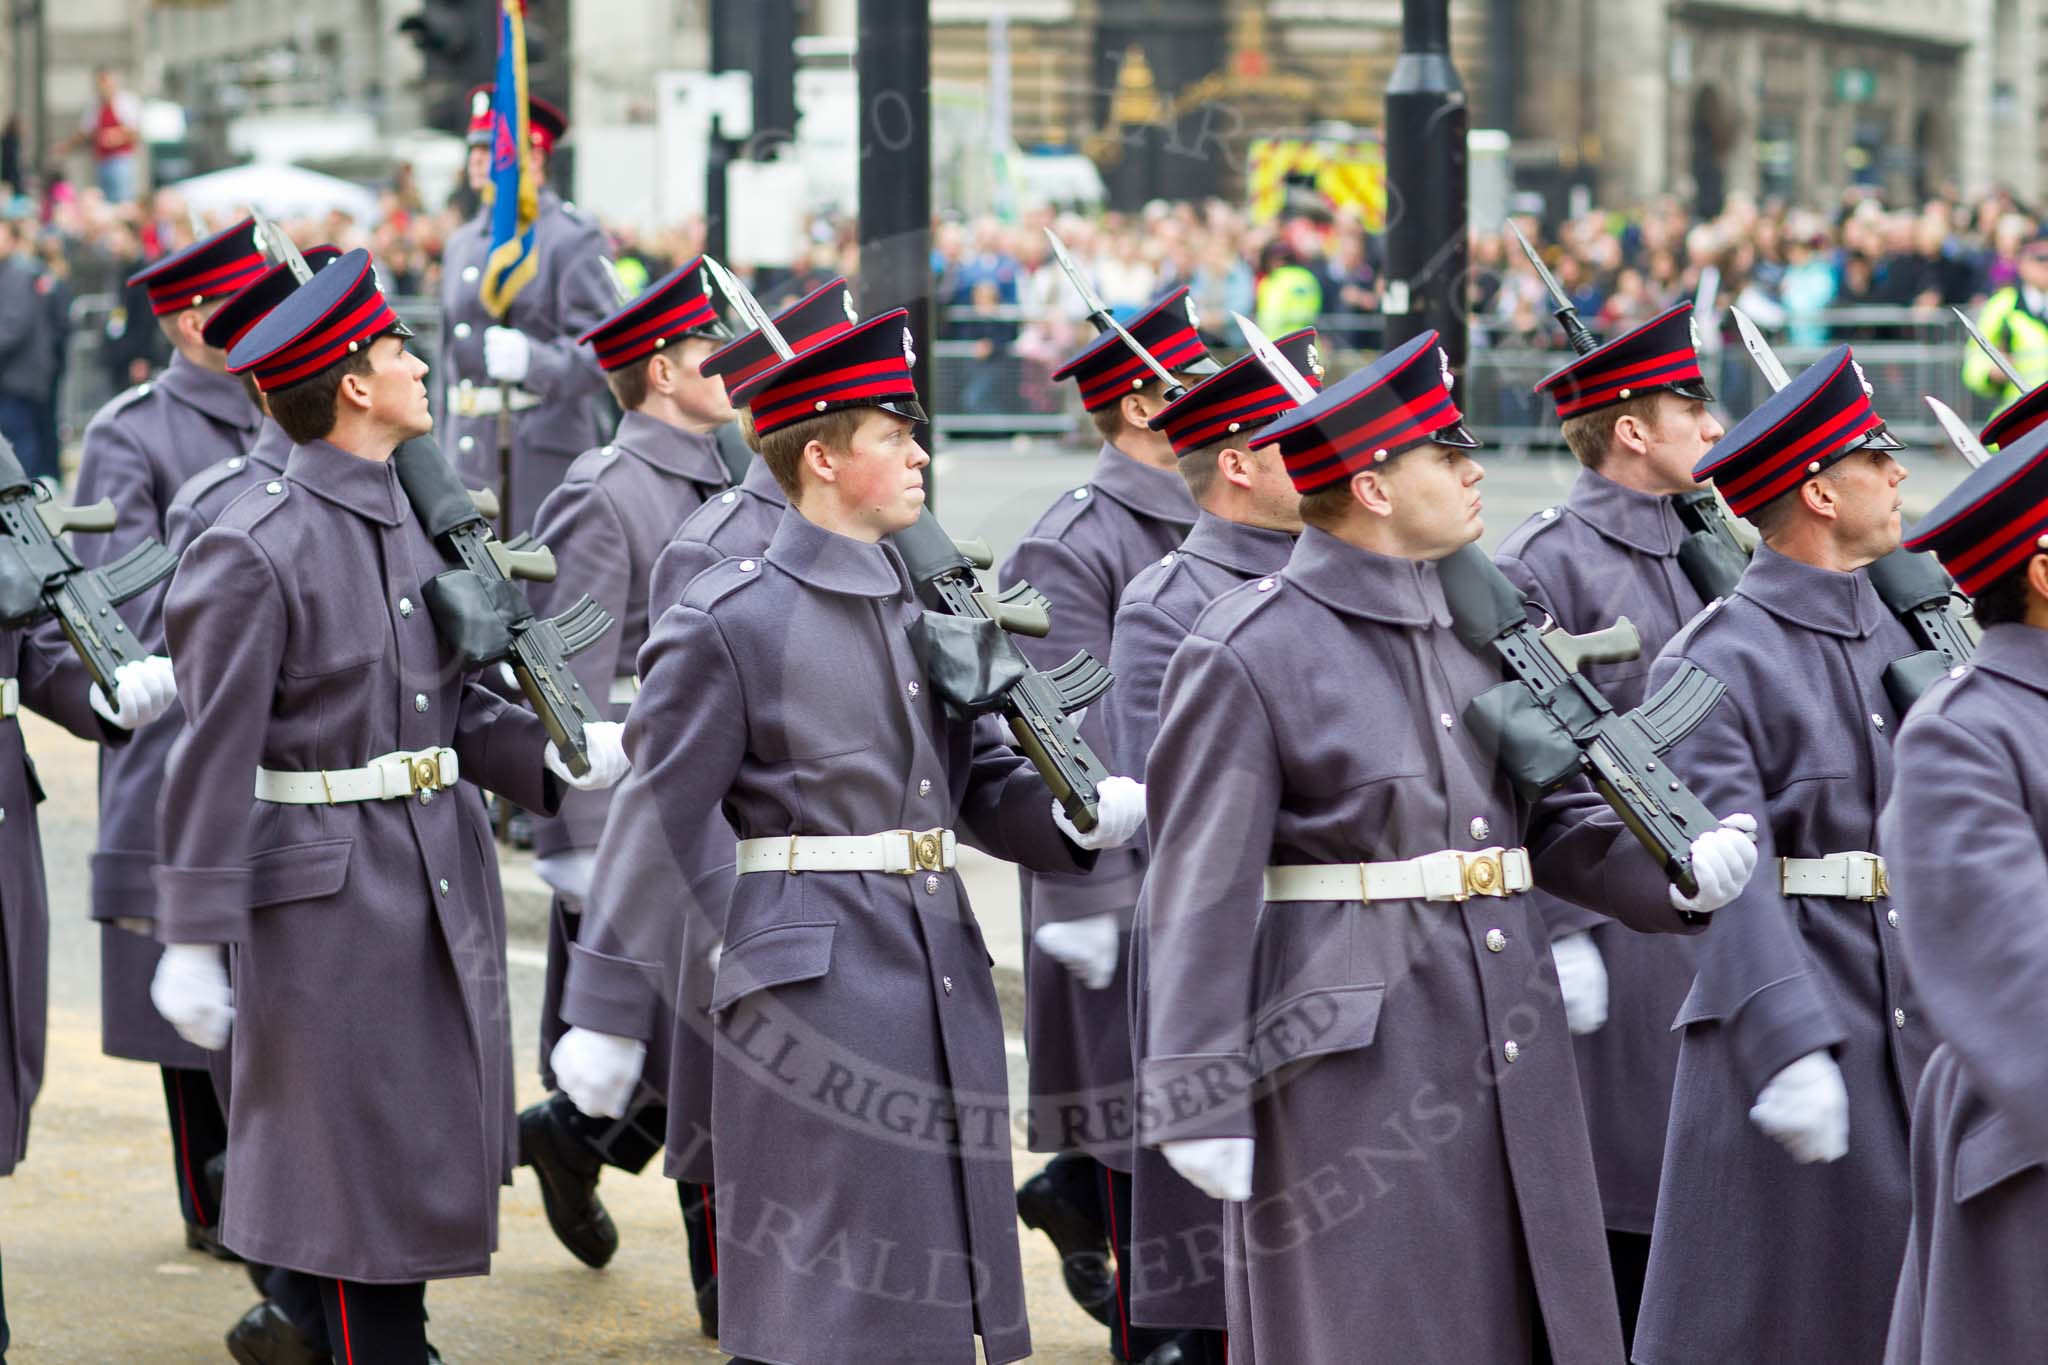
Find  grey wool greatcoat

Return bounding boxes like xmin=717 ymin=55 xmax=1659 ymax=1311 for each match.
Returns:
xmin=560 ymin=449 xmax=782 ymax=1181
xmin=1105 ymin=511 xmax=1294 ymax=1332
xmin=648 ymin=452 xmax=787 ymax=609
xmin=76 ymin=355 xmax=260 ymax=1068
xmin=1493 ymin=468 xmax=1711 ymax=1235
xmin=155 ymin=439 xmax=560 ymax=1283
xmin=999 ymin=442 xmax=1195 ymax=1163
xmin=1140 ymin=527 xmax=1705 ymax=1365
xmin=526 ymin=410 xmax=730 ymax=1087
xmin=1877 ymin=624 xmax=2048 ymax=1365
xmin=592 ymin=507 xmax=1093 ymax=1365
xmin=1630 ymin=545 xmax=1928 ymax=1365
xmin=439 ymin=190 xmax=615 ymax=535
xmin=1 ymin=623 xmax=123 ymax=1174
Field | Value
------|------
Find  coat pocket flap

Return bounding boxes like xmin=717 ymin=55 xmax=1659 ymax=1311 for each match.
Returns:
xmin=248 ymin=838 xmax=354 ymax=910
xmin=90 ymin=848 xmax=159 ymax=919
xmin=1954 ymin=1112 xmax=2048 ymax=1204
xmin=1670 ymin=978 xmax=1723 ymax=1031
xmin=710 ymin=920 xmax=836 ymax=1014
xmin=1247 ymin=983 xmax=1385 ymax=1079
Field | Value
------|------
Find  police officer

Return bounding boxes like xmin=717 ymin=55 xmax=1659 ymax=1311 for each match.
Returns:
xmin=517 ymin=258 xmax=733 ymax=1271
xmin=555 ymin=275 xmax=860 ymax=1338
xmin=1003 ymin=287 xmax=1216 ymax=1319
xmin=1137 ymin=331 xmax=1757 ymax=1363
xmin=0 ymin=612 xmax=177 ymax=1357
xmin=1491 ymin=302 xmax=1724 ymax=1344
xmin=548 ymin=310 xmax=1145 ymax=1364
xmin=1964 ymin=234 xmax=2048 ymax=408
xmin=1630 ymin=346 xmax=1928 ymax=1365
xmin=1104 ymin=328 xmax=1321 ymax=1365
xmin=74 ymin=216 xmax=264 ymax=1255
xmin=1878 ymin=424 xmax=2048 ymax=1363
xmin=440 ymin=87 xmax=615 ymax=534
xmin=149 ymin=250 xmax=627 ymax=1363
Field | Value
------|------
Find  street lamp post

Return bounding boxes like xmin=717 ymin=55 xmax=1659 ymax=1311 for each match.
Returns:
xmin=856 ymin=0 xmax=934 ymax=471
xmin=1383 ymin=0 xmax=1469 ymax=367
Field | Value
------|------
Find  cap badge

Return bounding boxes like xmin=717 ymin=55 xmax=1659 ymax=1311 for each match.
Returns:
xmin=1439 ymin=347 xmax=1455 ymax=393
xmin=1852 ymin=358 xmax=1874 ymax=396
xmin=471 ymin=89 xmax=492 ymax=120
xmin=1306 ymin=342 xmax=1324 ymax=378
xmin=1185 ymin=295 xmax=1201 ymax=330
xmin=843 ymin=289 xmax=859 ymax=324
xmin=902 ymin=326 xmax=918 ymax=371
xmin=1689 ymin=314 xmax=1703 ymax=352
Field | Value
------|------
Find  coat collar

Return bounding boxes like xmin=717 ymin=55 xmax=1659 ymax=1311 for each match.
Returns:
xmin=1283 ymin=525 xmax=1449 ymax=627
xmin=284 ymin=440 xmax=407 ymax=527
xmin=1566 ymin=467 xmax=1684 ymax=555
xmin=739 ymin=454 xmax=788 ymax=507
xmin=767 ymin=505 xmax=911 ymax=599
xmin=158 ymin=353 xmax=262 ymax=434
xmin=613 ymin=410 xmax=730 ymax=485
xmin=1177 ymin=512 xmax=1296 ymax=578
xmin=1735 ymin=543 xmax=1886 ymax=639
xmin=1969 ymin=623 xmax=2048 ymax=695
xmin=1089 ymin=444 xmax=1198 ymax=527
xmin=247 ymin=418 xmax=293 ymax=472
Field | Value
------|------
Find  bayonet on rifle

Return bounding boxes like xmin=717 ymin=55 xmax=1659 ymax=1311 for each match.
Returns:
xmin=1044 ymin=229 xmax=1187 ymax=401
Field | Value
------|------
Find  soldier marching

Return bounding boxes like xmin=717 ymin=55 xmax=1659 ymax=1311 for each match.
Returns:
xmin=11 ymin=101 xmax=2048 ymax=1365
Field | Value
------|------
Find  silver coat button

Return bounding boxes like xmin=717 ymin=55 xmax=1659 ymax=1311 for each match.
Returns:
xmin=925 ymin=874 xmax=940 ymax=894
xmin=265 ymin=481 xmax=284 ymax=495
xmin=438 ymin=878 xmax=450 ymax=896
xmin=1894 ymin=1008 xmax=1906 ymax=1029
xmin=414 ymin=694 xmax=429 ymax=712
xmin=398 ymin=597 xmax=414 ymax=617
xmin=462 ymin=266 xmax=479 ymax=282
xmin=1949 ymin=665 xmax=1968 ymax=680
xmin=1503 ymin=1040 xmax=1520 ymax=1062
xmin=739 ymin=559 xmax=756 ymax=572
xmin=1256 ymin=578 xmax=1275 ymax=592
xmin=721 ymin=491 xmax=737 ymax=503
xmin=226 ymin=458 xmax=243 ymax=471
xmin=918 ymin=779 xmax=932 ymax=797
xmin=907 ymin=681 xmax=920 ymax=698
xmin=454 ymin=323 xmax=473 ymax=338
xmin=1871 ymin=713 xmax=1885 ymax=730
xmin=1887 ymin=908 xmax=1900 ymax=928
xmin=0 ymin=808 xmax=6 ymax=825
xmin=1073 ymin=488 xmax=1090 ymax=500
xmin=1484 ymin=928 xmax=1506 ymax=952
xmin=1470 ymin=817 xmax=1490 ymax=840
xmin=1439 ymin=713 xmax=1455 ymax=730
xmin=458 ymin=436 xmax=475 ymax=452
xmin=942 ymin=975 xmax=953 ymax=993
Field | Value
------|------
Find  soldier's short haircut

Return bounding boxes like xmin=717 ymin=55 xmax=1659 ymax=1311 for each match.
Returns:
xmin=1090 ymin=374 xmax=1186 ymax=445
xmin=1560 ymin=392 xmax=1663 ymax=470
xmin=756 ymin=406 xmax=867 ymax=499
xmin=266 ymin=345 xmax=379 ymax=446
xmin=238 ymin=373 xmax=265 ymax=409
xmin=1177 ymin=440 xmax=1227 ymax=500
xmin=1968 ymin=559 xmax=2037 ymax=627
xmin=1747 ymin=459 xmax=1851 ymax=542
xmin=1298 ymin=482 xmax=1357 ymax=530
xmin=735 ymin=406 xmax=760 ymax=454
xmin=606 ymin=356 xmax=653 ymax=412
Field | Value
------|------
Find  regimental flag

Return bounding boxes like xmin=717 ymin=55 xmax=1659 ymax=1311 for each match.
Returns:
xmin=479 ymin=0 xmax=540 ymax=318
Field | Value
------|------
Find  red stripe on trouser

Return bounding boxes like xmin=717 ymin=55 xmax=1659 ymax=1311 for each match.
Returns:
xmin=1103 ymin=1164 xmax=1132 ymax=1360
xmin=171 ymin=1076 xmax=207 ymax=1225
xmin=335 ymin=1280 xmax=355 ymax=1365
xmin=704 ymin=1184 xmax=718 ymax=1276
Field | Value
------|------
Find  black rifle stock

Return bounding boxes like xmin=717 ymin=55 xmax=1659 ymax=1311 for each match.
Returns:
xmin=0 ymin=434 xmax=174 ymax=696
xmin=1866 ymin=547 xmax=1976 ymax=711
xmin=1437 ymin=543 xmax=1727 ymax=899
xmin=391 ymin=436 xmax=610 ymax=777
xmin=892 ymin=507 xmax=1112 ymax=832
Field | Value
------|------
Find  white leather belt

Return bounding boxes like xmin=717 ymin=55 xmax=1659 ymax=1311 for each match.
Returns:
xmin=736 ymin=829 xmax=957 ymax=875
xmin=450 ymin=382 xmax=543 ymax=418
xmin=1780 ymin=852 xmax=1889 ymax=901
xmin=0 ymin=677 xmax=16 ymax=720
xmin=1264 ymin=846 xmax=1533 ymax=903
xmin=254 ymin=747 xmax=459 ymax=805
xmin=608 ymin=675 xmax=639 ymax=705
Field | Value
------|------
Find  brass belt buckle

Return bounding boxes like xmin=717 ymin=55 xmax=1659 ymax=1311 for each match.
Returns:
xmin=1867 ymin=856 xmax=1890 ymax=902
xmin=410 ymin=751 xmax=445 ymax=802
xmin=1460 ymin=849 xmax=1506 ymax=899
xmin=911 ymin=829 xmax=945 ymax=873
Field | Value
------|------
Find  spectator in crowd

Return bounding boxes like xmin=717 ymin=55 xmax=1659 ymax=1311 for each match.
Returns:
xmin=56 ymin=68 xmax=143 ymax=205
xmin=0 ymin=215 xmax=59 ymax=482
xmin=36 ymin=232 xmax=72 ymax=473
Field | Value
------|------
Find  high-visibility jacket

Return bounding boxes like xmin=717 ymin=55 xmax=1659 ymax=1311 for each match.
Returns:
xmin=1963 ymin=287 xmax=2048 ymax=406
xmin=1255 ymin=264 xmax=1323 ymax=337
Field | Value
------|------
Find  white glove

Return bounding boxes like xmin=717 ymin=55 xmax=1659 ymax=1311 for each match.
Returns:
xmin=484 ymin=326 xmax=531 ymax=384
xmin=1033 ymin=912 xmax=1121 ymax=990
xmin=545 ymin=721 xmax=630 ymax=791
xmin=1749 ymin=1050 xmax=1850 ymax=1164
xmin=1051 ymin=774 xmax=1145 ymax=851
xmin=498 ymin=661 xmax=520 ymax=692
xmin=1161 ymin=1137 xmax=1255 ymax=1202
xmin=550 ymin=1026 xmax=647 ymax=1120
xmin=1671 ymin=812 xmax=1760 ymax=915
xmin=90 ymin=654 xmax=178 ymax=730
xmin=150 ymin=944 xmax=233 ymax=1051
xmin=534 ymin=849 xmax=595 ymax=903
xmin=1551 ymin=932 xmax=1609 ymax=1035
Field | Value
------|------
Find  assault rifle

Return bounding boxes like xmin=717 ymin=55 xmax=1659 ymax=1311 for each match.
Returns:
xmin=0 ymin=434 xmax=176 ymax=696
xmin=392 ymin=436 xmax=611 ymax=776
xmin=1437 ymin=542 xmax=1729 ymax=900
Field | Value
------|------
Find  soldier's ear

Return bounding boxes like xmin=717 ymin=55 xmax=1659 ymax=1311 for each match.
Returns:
xmin=801 ymin=437 xmax=837 ymax=486
xmin=2027 ymin=553 xmax=2048 ymax=607
xmin=1350 ymin=467 xmax=1395 ymax=518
